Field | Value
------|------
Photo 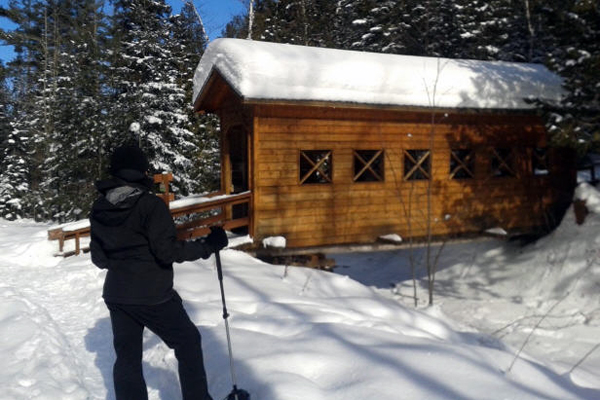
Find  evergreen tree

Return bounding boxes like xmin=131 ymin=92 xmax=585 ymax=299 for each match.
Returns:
xmin=107 ymin=0 xmax=205 ymax=196
xmin=39 ymin=0 xmax=108 ymax=221
xmin=1 ymin=0 xmax=50 ymax=220
xmin=2 ymin=1 xmax=110 ymax=221
xmin=542 ymin=0 xmax=600 ymax=150
xmin=334 ymin=0 xmax=400 ymax=52
xmin=464 ymin=0 xmax=546 ymax=63
xmin=335 ymin=0 xmax=481 ymax=57
xmin=0 ymin=61 xmax=31 ymax=220
xmin=0 ymin=122 xmax=31 ymax=220
xmin=227 ymin=0 xmax=337 ymax=47
xmin=0 ymin=62 xmax=9 ymax=145
xmin=263 ymin=0 xmax=337 ymax=46
xmin=222 ymin=13 xmax=248 ymax=39
xmin=170 ymin=3 xmax=220 ymax=193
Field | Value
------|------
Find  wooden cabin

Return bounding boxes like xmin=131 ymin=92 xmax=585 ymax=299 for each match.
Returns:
xmin=192 ymin=39 xmax=575 ymax=249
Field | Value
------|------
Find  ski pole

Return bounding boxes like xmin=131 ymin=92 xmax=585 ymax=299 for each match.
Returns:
xmin=214 ymin=250 xmax=250 ymax=400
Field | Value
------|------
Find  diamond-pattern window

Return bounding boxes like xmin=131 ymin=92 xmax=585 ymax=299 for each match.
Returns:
xmin=299 ymin=150 xmax=333 ymax=184
xmin=450 ymin=149 xmax=475 ymax=180
xmin=491 ymin=148 xmax=516 ymax=178
xmin=354 ymin=150 xmax=384 ymax=182
xmin=532 ymin=147 xmax=549 ymax=176
xmin=404 ymin=149 xmax=431 ymax=181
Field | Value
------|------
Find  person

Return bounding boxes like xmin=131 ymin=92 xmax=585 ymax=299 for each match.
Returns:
xmin=89 ymin=145 xmax=227 ymax=400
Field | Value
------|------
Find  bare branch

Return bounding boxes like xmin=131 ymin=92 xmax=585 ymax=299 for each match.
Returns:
xmin=247 ymin=0 xmax=255 ymax=40
xmin=569 ymin=342 xmax=600 ymax=374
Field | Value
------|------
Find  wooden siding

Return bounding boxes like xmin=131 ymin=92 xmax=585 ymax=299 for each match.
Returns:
xmin=250 ymin=104 xmax=563 ymax=248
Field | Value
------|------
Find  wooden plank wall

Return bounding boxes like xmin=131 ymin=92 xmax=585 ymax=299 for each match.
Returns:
xmin=250 ymin=105 xmax=558 ymax=248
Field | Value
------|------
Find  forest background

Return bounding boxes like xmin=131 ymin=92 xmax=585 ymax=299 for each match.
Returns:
xmin=0 ymin=0 xmax=598 ymax=223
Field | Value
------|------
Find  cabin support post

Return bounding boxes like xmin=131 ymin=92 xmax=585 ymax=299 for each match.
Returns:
xmin=75 ymin=232 xmax=81 ymax=255
xmin=248 ymin=126 xmax=255 ymax=238
xmin=222 ymin=129 xmax=233 ymax=221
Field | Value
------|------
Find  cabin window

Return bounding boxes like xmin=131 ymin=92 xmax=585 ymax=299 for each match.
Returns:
xmin=404 ymin=149 xmax=431 ymax=181
xmin=299 ymin=150 xmax=333 ymax=184
xmin=491 ymin=148 xmax=516 ymax=178
xmin=450 ymin=149 xmax=475 ymax=180
xmin=532 ymin=147 xmax=549 ymax=176
xmin=354 ymin=150 xmax=384 ymax=182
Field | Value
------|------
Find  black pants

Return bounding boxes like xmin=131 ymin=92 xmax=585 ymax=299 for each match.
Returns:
xmin=106 ymin=293 xmax=213 ymax=400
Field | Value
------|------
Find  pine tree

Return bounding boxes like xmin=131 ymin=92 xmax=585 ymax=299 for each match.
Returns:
xmin=335 ymin=0 xmax=477 ymax=57
xmin=2 ymin=1 xmax=110 ymax=221
xmin=40 ymin=0 xmax=108 ymax=221
xmin=229 ymin=0 xmax=337 ymax=47
xmin=0 ymin=61 xmax=31 ymax=220
xmin=108 ymin=0 xmax=205 ymax=196
xmin=170 ymin=3 xmax=220 ymax=194
xmin=0 ymin=123 xmax=31 ymax=220
xmin=0 ymin=62 xmax=9 ymax=146
xmin=1 ymin=0 xmax=49 ymax=220
xmin=542 ymin=0 xmax=600 ymax=150
xmin=449 ymin=0 xmax=500 ymax=61
xmin=14 ymin=0 xmax=107 ymax=222
xmin=336 ymin=0 xmax=410 ymax=53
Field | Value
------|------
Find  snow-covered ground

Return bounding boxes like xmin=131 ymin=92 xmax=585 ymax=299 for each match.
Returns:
xmin=1 ymin=187 xmax=600 ymax=399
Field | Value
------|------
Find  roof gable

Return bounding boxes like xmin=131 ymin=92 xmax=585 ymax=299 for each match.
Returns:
xmin=193 ymin=39 xmax=564 ymax=111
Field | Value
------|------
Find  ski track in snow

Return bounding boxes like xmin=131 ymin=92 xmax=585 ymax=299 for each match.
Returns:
xmin=0 ymin=222 xmax=105 ymax=399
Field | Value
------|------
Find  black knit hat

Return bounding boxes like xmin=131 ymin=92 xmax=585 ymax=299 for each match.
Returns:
xmin=109 ymin=145 xmax=150 ymax=176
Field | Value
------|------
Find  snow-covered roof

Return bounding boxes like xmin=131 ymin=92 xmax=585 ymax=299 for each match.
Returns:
xmin=193 ymin=38 xmax=564 ymax=111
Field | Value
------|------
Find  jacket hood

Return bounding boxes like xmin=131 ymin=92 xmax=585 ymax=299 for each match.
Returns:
xmin=92 ymin=178 xmax=152 ymax=227
xmin=95 ymin=174 xmax=153 ymax=194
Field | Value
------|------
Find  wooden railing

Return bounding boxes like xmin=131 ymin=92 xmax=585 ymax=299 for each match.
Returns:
xmin=48 ymin=221 xmax=91 ymax=257
xmin=47 ymin=174 xmax=251 ymax=256
xmin=173 ymin=191 xmax=251 ymax=240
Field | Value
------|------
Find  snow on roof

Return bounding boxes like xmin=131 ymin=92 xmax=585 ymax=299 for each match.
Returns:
xmin=193 ymin=38 xmax=564 ymax=111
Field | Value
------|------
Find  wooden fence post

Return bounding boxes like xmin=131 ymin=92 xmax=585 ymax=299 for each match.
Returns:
xmin=154 ymin=173 xmax=175 ymax=206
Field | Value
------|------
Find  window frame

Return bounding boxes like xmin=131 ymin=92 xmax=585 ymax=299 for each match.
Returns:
xmin=299 ymin=149 xmax=333 ymax=185
xmin=531 ymin=147 xmax=549 ymax=176
xmin=490 ymin=148 xmax=517 ymax=178
xmin=404 ymin=149 xmax=431 ymax=181
xmin=353 ymin=149 xmax=385 ymax=183
xmin=449 ymin=149 xmax=475 ymax=180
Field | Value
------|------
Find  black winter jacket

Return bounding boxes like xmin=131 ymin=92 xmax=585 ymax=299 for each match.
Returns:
xmin=89 ymin=176 xmax=213 ymax=305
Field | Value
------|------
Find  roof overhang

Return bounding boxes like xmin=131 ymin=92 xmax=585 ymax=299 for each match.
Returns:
xmin=194 ymin=69 xmax=539 ymax=116
xmin=193 ymin=68 xmax=243 ymax=114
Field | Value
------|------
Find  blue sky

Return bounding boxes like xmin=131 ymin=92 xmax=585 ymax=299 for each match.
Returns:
xmin=0 ymin=0 xmax=247 ymax=64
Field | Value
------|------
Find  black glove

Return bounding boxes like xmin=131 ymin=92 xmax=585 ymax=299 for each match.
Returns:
xmin=205 ymin=226 xmax=228 ymax=252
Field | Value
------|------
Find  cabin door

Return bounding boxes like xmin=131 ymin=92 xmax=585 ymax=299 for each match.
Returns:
xmin=226 ymin=126 xmax=249 ymax=233
xmin=227 ymin=125 xmax=249 ymax=194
